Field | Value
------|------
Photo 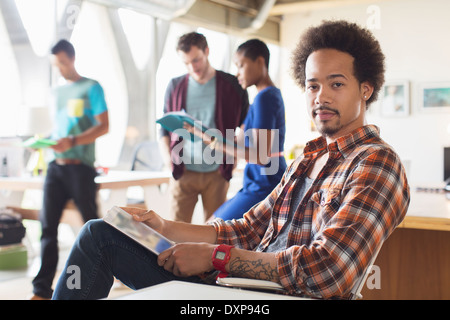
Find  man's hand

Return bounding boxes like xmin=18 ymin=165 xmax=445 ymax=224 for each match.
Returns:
xmin=50 ymin=136 xmax=73 ymax=153
xmin=121 ymin=206 xmax=218 ymax=248
xmin=120 ymin=207 xmax=165 ymax=235
xmin=157 ymin=243 xmax=216 ymax=277
xmin=51 ymin=111 xmax=109 ymax=154
xmin=183 ymin=122 xmax=202 ymax=138
xmin=183 ymin=122 xmax=214 ymax=145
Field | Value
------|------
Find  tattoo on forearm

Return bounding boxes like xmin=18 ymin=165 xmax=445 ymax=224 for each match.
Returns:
xmin=229 ymin=257 xmax=278 ymax=281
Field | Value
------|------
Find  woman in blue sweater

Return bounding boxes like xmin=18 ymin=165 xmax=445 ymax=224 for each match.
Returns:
xmin=187 ymin=39 xmax=287 ymax=221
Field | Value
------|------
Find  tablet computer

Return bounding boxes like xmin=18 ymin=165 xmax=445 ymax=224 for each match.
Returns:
xmin=103 ymin=206 xmax=174 ymax=255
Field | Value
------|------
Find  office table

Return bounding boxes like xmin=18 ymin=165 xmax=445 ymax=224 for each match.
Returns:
xmin=361 ymin=187 xmax=450 ymax=300
xmin=113 ymin=280 xmax=305 ymax=300
xmin=0 ymin=170 xmax=172 ymax=223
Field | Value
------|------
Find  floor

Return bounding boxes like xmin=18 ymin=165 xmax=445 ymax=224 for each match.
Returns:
xmin=0 ymin=170 xmax=244 ymax=300
xmin=0 ymin=193 xmax=217 ymax=300
xmin=0 ymin=220 xmax=133 ymax=300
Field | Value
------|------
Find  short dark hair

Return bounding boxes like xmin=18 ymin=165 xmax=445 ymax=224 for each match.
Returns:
xmin=176 ymin=32 xmax=208 ymax=53
xmin=51 ymin=39 xmax=75 ymax=58
xmin=291 ymin=20 xmax=385 ymax=106
xmin=237 ymin=39 xmax=270 ymax=69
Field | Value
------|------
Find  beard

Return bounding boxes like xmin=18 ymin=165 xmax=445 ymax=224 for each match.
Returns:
xmin=317 ymin=120 xmax=343 ymax=137
xmin=313 ymin=106 xmax=342 ymax=137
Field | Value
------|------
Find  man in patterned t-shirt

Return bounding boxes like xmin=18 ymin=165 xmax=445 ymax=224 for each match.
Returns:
xmin=30 ymin=40 xmax=109 ymax=300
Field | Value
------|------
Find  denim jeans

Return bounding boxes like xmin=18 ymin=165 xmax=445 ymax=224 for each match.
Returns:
xmin=52 ymin=219 xmax=204 ymax=299
xmin=33 ymin=161 xmax=98 ymax=299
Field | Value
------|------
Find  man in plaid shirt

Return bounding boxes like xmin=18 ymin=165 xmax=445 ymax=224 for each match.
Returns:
xmin=53 ymin=20 xmax=410 ymax=300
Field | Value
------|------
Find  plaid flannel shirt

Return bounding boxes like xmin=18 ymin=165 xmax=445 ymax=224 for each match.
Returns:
xmin=211 ymin=125 xmax=410 ymax=299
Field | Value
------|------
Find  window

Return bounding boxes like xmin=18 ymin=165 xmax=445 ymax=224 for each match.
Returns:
xmin=118 ymin=8 xmax=152 ymax=71
xmin=0 ymin=11 xmax=21 ymax=136
xmin=70 ymin=2 xmax=128 ymax=167
xmin=15 ymin=0 xmax=68 ymax=57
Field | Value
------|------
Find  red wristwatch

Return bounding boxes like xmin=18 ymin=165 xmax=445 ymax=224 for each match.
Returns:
xmin=212 ymin=244 xmax=234 ymax=278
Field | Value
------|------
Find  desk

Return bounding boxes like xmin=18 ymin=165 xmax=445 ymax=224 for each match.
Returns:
xmin=398 ymin=189 xmax=450 ymax=231
xmin=114 ymin=280 xmax=305 ymax=300
xmin=361 ymin=187 xmax=450 ymax=299
xmin=0 ymin=170 xmax=172 ymax=223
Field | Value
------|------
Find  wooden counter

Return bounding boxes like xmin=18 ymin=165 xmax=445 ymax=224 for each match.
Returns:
xmin=361 ymin=187 xmax=450 ymax=300
xmin=398 ymin=188 xmax=450 ymax=231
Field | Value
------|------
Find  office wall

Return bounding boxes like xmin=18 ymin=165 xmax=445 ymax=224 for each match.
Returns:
xmin=279 ymin=0 xmax=450 ymax=185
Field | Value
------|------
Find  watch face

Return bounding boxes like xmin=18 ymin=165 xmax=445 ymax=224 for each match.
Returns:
xmin=215 ymin=251 xmax=226 ymax=260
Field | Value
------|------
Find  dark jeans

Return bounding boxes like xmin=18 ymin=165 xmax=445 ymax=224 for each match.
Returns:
xmin=52 ymin=219 xmax=204 ymax=299
xmin=32 ymin=161 xmax=99 ymax=299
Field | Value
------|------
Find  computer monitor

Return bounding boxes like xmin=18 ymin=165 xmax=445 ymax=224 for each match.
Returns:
xmin=444 ymin=147 xmax=450 ymax=183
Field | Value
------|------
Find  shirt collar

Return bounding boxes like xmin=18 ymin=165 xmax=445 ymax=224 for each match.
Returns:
xmin=304 ymin=125 xmax=381 ymax=159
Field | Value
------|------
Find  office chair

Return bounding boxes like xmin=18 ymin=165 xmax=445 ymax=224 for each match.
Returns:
xmin=347 ymin=244 xmax=382 ymax=300
xmin=130 ymin=141 xmax=164 ymax=172
xmin=128 ymin=141 xmax=165 ymax=207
